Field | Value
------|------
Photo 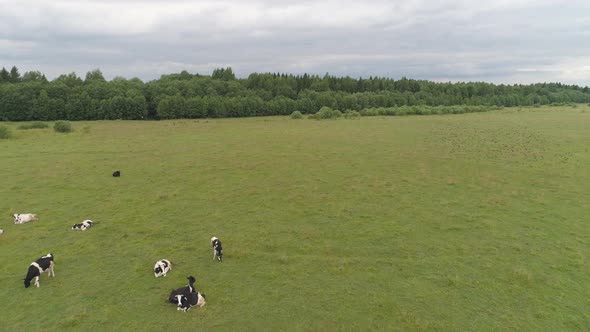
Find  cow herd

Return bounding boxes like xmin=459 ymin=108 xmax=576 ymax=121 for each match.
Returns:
xmin=6 ymin=204 xmax=224 ymax=313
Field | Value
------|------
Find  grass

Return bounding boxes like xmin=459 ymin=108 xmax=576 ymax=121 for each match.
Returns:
xmin=1 ymin=105 xmax=589 ymax=331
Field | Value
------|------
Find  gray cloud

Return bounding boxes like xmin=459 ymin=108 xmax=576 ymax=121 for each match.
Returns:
xmin=0 ymin=0 xmax=589 ymax=85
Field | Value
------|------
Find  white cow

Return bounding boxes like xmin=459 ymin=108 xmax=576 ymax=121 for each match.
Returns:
xmin=13 ymin=214 xmax=39 ymax=224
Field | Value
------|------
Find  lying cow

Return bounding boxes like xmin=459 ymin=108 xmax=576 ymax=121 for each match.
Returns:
xmin=168 ymin=276 xmax=206 ymax=311
xmin=24 ymin=253 xmax=55 ymax=288
xmin=13 ymin=213 xmax=39 ymax=224
xmin=154 ymin=259 xmax=172 ymax=278
xmin=168 ymin=276 xmax=196 ymax=303
xmin=72 ymin=219 xmax=93 ymax=231
xmin=175 ymin=291 xmax=206 ymax=312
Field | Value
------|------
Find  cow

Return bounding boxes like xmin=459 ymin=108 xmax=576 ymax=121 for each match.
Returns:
xmin=112 ymin=171 xmax=121 ymax=177
xmin=72 ymin=219 xmax=93 ymax=231
xmin=176 ymin=291 xmax=206 ymax=312
xmin=13 ymin=213 xmax=39 ymax=224
xmin=154 ymin=259 xmax=172 ymax=278
xmin=168 ymin=276 xmax=206 ymax=311
xmin=211 ymin=237 xmax=223 ymax=262
xmin=24 ymin=253 xmax=55 ymax=288
xmin=168 ymin=276 xmax=196 ymax=303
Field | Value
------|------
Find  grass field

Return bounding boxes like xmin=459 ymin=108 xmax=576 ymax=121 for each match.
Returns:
xmin=1 ymin=106 xmax=589 ymax=331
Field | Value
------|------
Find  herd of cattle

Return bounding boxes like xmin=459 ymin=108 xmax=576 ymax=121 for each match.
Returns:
xmin=6 ymin=210 xmax=224 ymax=313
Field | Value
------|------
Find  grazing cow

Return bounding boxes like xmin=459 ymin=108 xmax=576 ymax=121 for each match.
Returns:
xmin=211 ymin=237 xmax=223 ymax=262
xmin=72 ymin=219 xmax=93 ymax=231
xmin=154 ymin=259 xmax=172 ymax=278
xmin=0 ymin=228 xmax=3 ymax=235
xmin=24 ymin=253 xmax=55 ymax=288
xmin=13 ymin=213 xmax=39 ymax=224
xmin=112 ymin=171 xmax=121 ymax=177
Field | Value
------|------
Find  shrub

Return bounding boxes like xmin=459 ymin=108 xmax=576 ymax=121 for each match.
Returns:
xmin=54 ymin=121 xmax=73 ymax=133
xmin=0 ymin=125 xmax=12 ymax=139
xmin=355 ymin=105 xmax=500 ymax=117
xmin=290 ymin=111 xmax=303 ymax=119
xmin=360 ymin=108 xmax=378 ymax=116
xmin=383 ymin=108 xmax=396 ymax=116
xmin=344 ymin=110 xmax=361 ymax=119
xmin=311 ymin=107 xmax=342 ymax=120
xmin=17 ymin=122 xmax=49 ymax=130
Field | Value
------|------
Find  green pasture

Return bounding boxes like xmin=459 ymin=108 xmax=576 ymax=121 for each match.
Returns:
xmin=0 ymin=106 xmax=589 ymax=330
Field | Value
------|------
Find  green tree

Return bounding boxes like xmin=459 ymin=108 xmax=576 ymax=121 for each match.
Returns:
xmin=156 ymin=94 xmax=185 ymax=119
xmin=54 ymin=72 xmax=83 ymax=87
xmin=22 ymin=71 xmax=47 ymax=83
xmin=185 ymin=96 xmax=207 ymax=118
xmin=0 ymin=67 xmax=9 ymax=83
xmin=33 ymin=89 xmax=50 ymax=120
xmin=84 ymin=69 xmax=106 ymax=83
xmin=212 ymin=67 xmax=236 ymax=81
xmin=9 ymin=66 xmax=21 ymax=83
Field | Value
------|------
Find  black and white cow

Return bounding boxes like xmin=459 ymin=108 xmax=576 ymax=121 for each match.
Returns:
xmin=174 ymin=294 xmax=191 ymax=311
xmin=72 ymin=219 xmax=93 ymax=231
xmin=13 ymin=213 xmax=39 ymax=224
xmin=168 ymin=276 xmax=206 ymax=311
xmin=211 ymin=236 xmax=223 ymax=262
xmin=168 ymin=276 xmax=196 ymax=303
xmin=24 ymin=253 xmax=55 ymax=288
xmin=154 ymin=259 xmax=172 ymax=278
xmin=112 ymin=171 xmax=121 ymax=177
xmin=175 ymin=291 xmax=206 ymax=312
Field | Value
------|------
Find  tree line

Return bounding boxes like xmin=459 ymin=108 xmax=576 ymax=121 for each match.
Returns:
xmin=1 ymin=65 xmax=589 ymax=121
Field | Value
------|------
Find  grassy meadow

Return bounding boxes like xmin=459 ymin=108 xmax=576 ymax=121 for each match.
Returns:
xmin=0 ymin=106 xmax=589 ymax=331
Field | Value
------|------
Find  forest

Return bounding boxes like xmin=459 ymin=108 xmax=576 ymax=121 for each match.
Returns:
xmin=1 ymin=66 xmax=590 ymax=121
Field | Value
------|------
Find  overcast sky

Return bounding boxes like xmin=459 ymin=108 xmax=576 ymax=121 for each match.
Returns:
xmin=1 ymin=0 xmax=589 ymax=85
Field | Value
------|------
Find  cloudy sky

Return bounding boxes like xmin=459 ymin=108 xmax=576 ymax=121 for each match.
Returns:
xmin=1 ymin=0 xmax=589 ymax=85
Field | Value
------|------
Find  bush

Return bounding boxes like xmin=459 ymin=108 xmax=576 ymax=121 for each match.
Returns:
xmin=359 ymin=108 xmax=378 ymax=116
xmin=17 ymin=122 xmax=49 ymax=130
xmin=290 ymin=111 xmax=303 ymax=119
xmin=355 ymin=105 xmax=499 ymax=117
xmin=310 ymin=107 xmax=342 ymax=120
xmin=54 ymin=121 xmax=73 ymax=133
xmin=344 ymin=110 xmax=361 ymax=119
xmin=0 ymin=125 xmax=12 ymax=139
